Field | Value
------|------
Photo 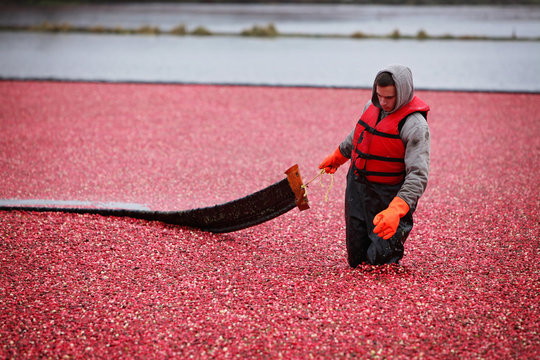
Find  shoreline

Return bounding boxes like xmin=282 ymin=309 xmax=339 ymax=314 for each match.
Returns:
xmin=2 ymin=77 xmax=540 ymax=95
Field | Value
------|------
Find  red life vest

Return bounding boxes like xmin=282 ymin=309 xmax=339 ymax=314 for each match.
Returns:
xmin=351 ymin=96 xmax=429 ymax=185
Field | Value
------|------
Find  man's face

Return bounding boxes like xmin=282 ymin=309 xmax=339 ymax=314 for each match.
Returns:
xmin=376 ymin=85 xmax=397 ymax=112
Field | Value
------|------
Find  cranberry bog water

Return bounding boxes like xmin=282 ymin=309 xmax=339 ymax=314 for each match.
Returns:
xmin=1 ymin=81 xmax=538 ymax=359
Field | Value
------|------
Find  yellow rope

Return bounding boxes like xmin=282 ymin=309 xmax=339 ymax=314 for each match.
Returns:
xmin=325 ymin=172 xmax=334 ymax=202
xmin=301 ymin=169 xmax=334 ymax=202
xmin=303 ymin=169 xmax=325 ymax=187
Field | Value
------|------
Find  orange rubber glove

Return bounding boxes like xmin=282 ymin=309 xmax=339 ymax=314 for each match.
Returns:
xmin=373 ymin=197 xmax=410 ymax=240
xmin=319 ymin=147 xmax=348 ymax=174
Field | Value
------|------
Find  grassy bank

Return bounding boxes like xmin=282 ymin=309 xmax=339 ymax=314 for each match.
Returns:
xmin=1 ymin=22 xmax=539 ymax=41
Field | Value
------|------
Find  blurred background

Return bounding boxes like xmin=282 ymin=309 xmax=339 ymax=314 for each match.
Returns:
xmin=1 ymin=0 xmax=539 ymax=91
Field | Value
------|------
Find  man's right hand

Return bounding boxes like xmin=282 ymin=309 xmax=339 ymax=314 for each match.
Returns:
xmin=319 ymin=147 xmax=349 ymax=174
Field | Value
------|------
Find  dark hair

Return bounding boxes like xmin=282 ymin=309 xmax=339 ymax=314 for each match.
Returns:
xmin=375 ymin=72 xmax=395 ymax=87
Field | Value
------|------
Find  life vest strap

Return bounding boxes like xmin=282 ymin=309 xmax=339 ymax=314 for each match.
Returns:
xmin=355 ymin=169 xmax=406 ymax=177
xmin=355 ymin=151 xmax=405 ymax=163
xmin=357 ymin=119 xmax=401 ymax=139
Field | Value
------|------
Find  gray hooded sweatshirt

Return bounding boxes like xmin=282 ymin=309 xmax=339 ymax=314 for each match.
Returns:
xmin=338 ymin=64 xmax=430 ymax=208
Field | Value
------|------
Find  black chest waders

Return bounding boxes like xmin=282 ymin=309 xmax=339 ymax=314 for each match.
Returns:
xmin=345 ymin=108 xmax=426 ymax=266
xmin=344 ymin=167 xmax=414 ymax=267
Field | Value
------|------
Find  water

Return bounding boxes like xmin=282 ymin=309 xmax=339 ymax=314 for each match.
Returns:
xmin=1 ymin=4 xmax=539 ymax=92
xmin=2 ymin=31 xmax=539 ymax=92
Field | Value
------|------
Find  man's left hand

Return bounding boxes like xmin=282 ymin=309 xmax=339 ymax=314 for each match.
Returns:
xmin=373 ymin=197 xmax=410 ymax=239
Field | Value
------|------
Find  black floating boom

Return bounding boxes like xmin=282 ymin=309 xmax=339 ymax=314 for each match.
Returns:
xmin=0 ymin=165 xmax=310 ymax=233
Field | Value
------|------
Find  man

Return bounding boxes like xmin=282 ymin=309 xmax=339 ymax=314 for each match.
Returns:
xmin=319 ymin=64 xmax=430 ymax=266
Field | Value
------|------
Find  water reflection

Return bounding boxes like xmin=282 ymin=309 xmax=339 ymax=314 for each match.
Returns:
xmin=1 ymin=3 xmax=540 ymax=37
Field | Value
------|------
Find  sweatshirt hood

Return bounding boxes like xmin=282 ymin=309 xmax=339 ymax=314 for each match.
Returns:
xmin=371 ymin=64 xmax=415 ymax=114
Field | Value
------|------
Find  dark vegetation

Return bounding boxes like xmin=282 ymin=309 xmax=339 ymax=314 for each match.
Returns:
xmin=3 ymin=0 xmax=540 ymax=5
